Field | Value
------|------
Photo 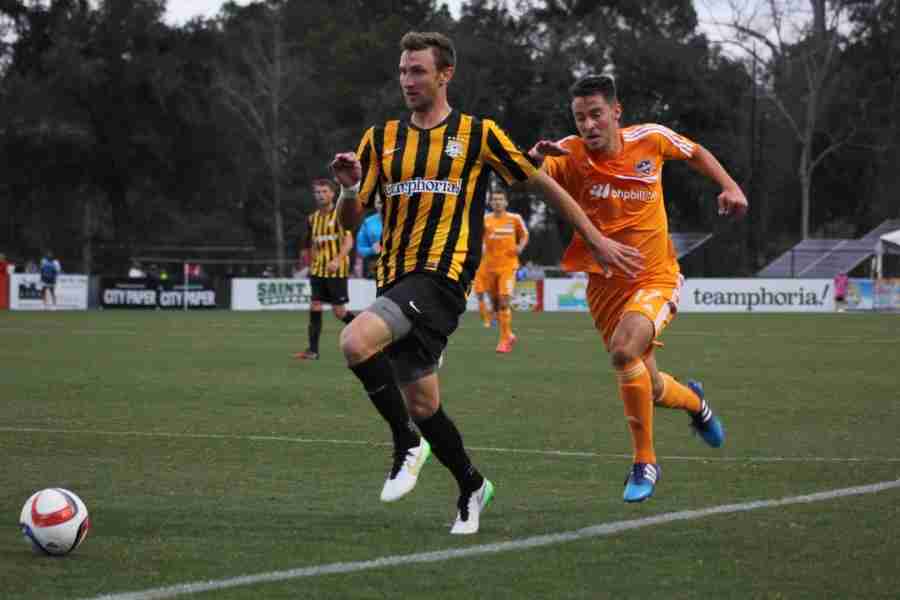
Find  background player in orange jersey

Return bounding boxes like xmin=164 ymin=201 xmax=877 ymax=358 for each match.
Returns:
xmin=529 ymin=74 xmax=748 ymax=503
xmin=480 ymin=188 xmax=529 ymax=353
xmin=472 ymin=260 xmax=495 ymax=329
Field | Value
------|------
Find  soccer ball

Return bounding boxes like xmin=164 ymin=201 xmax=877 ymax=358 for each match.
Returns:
xmin=19 ymin=488 xmax=91 ymax=556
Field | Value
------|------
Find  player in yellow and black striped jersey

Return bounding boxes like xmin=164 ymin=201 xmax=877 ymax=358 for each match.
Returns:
xmin=352 ymin=110 xmax=536 ymax=292
xmin=330 ymin=31 xmax=614 ymax=535
xmin=293 ymin=179 xmax=356 ymax=361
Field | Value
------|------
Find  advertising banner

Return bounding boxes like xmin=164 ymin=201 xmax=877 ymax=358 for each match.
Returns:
xmin=540 ymin=278 xmax=835 ymax=313
xmin=874 ymin=278 xmax=900 ymax=311
xmin=845 ymin=278 xmax=874 ymax=311
xmin=100 ymin=278 xmax=217 ymax=309
xmin=10 ymin=274 xmax=88 ymax=310
xmin=543 ymin=278 xmax=589 ymax=312
xmin=465 ymin=280 xmax=544 ymax=312
xmin=231 ymin=278 xmax=376 ymax=311
xmin=679 ymin=279 xmax=834 ymax=313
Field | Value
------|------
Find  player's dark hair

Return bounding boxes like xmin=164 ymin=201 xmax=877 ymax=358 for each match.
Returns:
xmin=311 ymin=178 xmax=337 ymax=193
xmin=570 ymin=74 xmax=618 ymax=103
xmin=401 ymin=31 xmax=456 ymax=71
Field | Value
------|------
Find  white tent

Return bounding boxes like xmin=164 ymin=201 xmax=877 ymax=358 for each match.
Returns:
xmin=875 ymin=229 xmax=900 ymax=277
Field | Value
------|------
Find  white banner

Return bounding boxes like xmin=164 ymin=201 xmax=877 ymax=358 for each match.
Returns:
xmin=539 ymin=277 xmax=835 ymax=313
xmin=10 ymin=274 xmax=88 ymax=311
xmin=543 ymin=277 xmax=590 ymax=312
xmin=231 ymin=278 xmax=376 ymax=311
xmin=679 ymin=279 xmax=834 ymax=313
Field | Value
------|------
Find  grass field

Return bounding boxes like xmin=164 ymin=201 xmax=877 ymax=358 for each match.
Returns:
xmin=2 ymin=310 xmax=899 ymax=599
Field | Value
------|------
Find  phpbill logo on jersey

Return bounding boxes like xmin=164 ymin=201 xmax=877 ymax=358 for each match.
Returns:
xmin=635 ymin=159 xmax=654 ymax=175
xmin=590 ymin=183 xmax=611 ymax=198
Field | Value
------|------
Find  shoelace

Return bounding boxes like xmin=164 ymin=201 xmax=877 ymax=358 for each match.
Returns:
xmin=632 ymin=463 xmax=646 ymax=482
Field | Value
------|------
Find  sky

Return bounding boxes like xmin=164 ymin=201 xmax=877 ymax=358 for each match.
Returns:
xmin=164 ymin=1 xmax=736 ymax=39
xmin=164 ymin=0 xmax=466 ymax=25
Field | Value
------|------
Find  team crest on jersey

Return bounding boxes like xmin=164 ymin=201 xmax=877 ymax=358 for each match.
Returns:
xmin=635 ymin=159 xmax=654 ymax=175
xmin=445 ymin=137 xmax=464 ymax=159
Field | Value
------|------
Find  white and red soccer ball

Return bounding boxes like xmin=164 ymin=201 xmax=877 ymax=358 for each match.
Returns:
xmin=19 ymin=488 xmax=90 ymax=556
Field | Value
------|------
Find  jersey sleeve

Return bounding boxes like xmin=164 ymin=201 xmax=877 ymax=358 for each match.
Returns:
xmin=542 ymin=154 xmax=571 ymax=190
xmin=356 ymin=126 xmax=380 ymax=208
xmin=481 ymin=120 xmax=539 ymax=185
xmin=653 ymin=125 xmax=697 ymax=161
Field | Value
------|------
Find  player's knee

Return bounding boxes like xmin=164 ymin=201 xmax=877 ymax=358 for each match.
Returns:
xmin=333 ymin=305 xmax=346 ymax=319
xmin=339 ymin=323 xmax=371 ymax=365
xmin=609 ymin=345 xmax=640 ymax=370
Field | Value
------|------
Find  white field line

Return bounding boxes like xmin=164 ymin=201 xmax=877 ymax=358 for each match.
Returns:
xmin=3 ymin=426 xmax=899 ymax=464
xmin=82 ymin=478 xmax=900 ymax=600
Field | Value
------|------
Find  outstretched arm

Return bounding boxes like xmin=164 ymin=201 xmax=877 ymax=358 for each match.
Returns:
xmin=687 ymin=145 xmax=748 ymax=219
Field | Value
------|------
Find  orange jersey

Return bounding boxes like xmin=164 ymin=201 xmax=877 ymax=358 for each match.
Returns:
xmin=481 ymin=211 xmax=527 ymax=271
xmin=543 ymin=124 xmax=696 ymax=284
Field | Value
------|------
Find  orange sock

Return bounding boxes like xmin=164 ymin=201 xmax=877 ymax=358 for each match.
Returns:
xmin=656 ymin=373 xmax=702 ymax=413
xmin=617 ymin=359 xmax=656 ymax=464
xmin=498 ymin=308 xmax=512 ymax=341
xmin=478 ymin=299 xmax=490 ymax=325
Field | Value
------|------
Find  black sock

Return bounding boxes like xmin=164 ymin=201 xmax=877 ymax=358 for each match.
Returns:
xmin=308 ymin=311 xmax=323 ymax=353
xmin=341 ymin=311 xmax=356 ymax=324
xmin=415 ymin=407 xmax=484 ymax=494
xmin=350 ymin=353 xmax=418 ymax=449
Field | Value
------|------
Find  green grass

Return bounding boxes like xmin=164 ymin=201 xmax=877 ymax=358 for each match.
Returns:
xmin=1 ymin=310 xmax=899 ymax=599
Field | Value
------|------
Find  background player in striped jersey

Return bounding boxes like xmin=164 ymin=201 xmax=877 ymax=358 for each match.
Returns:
xmin=480 ymin=188 xmax=529 ymax=353
xmin=529 ymin=74 xmax=747 ymax=502
xmin=294 ymin=179 xmax=356 ymax=360
xmin=331 ymin=32 xmax=632 ymax=534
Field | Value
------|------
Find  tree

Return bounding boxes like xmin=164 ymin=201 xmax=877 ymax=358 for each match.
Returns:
xmin=215 ymin=0 xmax=310 ymax=275
xmin=709 ymin=0 xmax=864 ymax=239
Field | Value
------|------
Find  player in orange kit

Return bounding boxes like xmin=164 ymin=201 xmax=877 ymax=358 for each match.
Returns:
xmin=479 ymin=188 xmax=528 ymax=352
xmin=472 ymin=262 xmax=494 ymax=328
xmin=529 ymin=74 xmax=748 ymax=502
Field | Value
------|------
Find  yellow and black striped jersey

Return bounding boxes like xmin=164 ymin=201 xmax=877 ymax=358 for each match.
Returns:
xmin=307 ymin=207 xmax=351 ymax=278
xmin=355 ymin=111 xmax=538 ymax=291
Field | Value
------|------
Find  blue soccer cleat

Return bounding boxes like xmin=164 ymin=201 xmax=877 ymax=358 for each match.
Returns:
xmin=623 ymin=463 xmax=660 ymax=503
xmin=687 ymin=380 xmax=725 ymax=448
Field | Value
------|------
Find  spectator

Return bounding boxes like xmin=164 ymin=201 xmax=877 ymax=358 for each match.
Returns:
xmin=39 ymin=250 xmax=61 ymax=309
xmin=834 ymin=272 xmax=849 ymax=308
xmin=355 ymin=195 xmax=383 ymax=279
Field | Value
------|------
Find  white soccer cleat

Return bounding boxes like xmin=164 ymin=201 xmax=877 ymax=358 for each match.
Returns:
xmin=380 ymin=438 xmax=431 ymax=502
xmin=450 ymin=479 xmax=495 ymax=535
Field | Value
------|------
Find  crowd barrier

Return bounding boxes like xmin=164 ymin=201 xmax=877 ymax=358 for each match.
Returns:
xmin=5 ymin=275 xmax=899 ymax=313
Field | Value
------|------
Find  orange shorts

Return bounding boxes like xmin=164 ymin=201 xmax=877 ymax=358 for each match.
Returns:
xmin=474 ymin=267 xmax=516 ymax=297
xmin=586 ymin=274 xmax=683 ymax=350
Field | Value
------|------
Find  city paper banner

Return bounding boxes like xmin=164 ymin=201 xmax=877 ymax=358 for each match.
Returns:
xmin=232 ymin=278 xmax=376 ymax=311
xmin=10 ymin=274 xmax=88 ymax=310
xmin=541 ymin=278 xmax=835 ymax=313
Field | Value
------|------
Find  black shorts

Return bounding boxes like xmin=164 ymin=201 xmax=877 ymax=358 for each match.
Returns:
xmin=379 ymin=272 xmax=466 ymax=371
xmin=310 ymin=276 xmax=349 ymax=305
